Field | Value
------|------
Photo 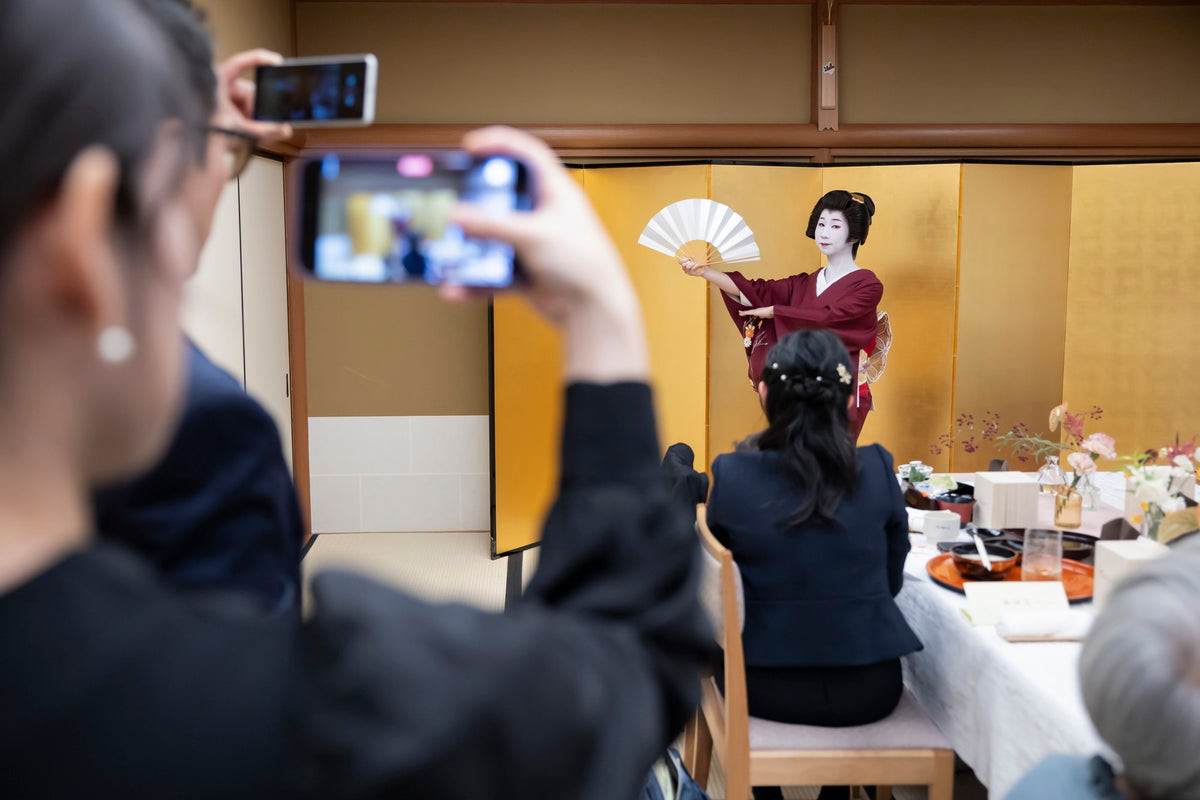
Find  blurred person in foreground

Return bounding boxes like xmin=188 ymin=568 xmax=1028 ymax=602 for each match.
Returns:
xmin=1005 ymin=536 xmax=1200 ymax=800
xmin=0 ymin=1 xmax=712 ymax=797
xmin=93 ymin=0 xmax=305 ymax=616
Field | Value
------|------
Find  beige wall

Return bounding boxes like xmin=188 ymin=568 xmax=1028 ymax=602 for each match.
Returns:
xmin=293 ymin=3 xmax=1200 ymax=126
xmin=295 ymin=2 xmax=811 ymax=124
xmin=304 ymin=282 xmax=490 ymax=417
xmin=196 ymin=0 xmax=294 ymax=61
xmin=840 ymin=5 xmax=1200 ymax=123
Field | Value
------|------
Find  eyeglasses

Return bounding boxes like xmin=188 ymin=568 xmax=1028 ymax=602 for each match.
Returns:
xmin=206 ymin=125 xmax=259 ymax=179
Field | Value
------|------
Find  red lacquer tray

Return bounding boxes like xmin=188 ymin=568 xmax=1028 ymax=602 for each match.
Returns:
xmin=926 ymin=552 xmax=1094 ymax=603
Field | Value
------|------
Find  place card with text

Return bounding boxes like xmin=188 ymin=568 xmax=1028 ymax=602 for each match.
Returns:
xmin=962 ymin=581 xmax=1069 ymax=626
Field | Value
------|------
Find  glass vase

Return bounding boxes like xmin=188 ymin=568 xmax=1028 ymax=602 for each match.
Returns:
xmin=1053 ymin=487 xmax=1083 ymax=529
xmin=1139 ymin=506 xmax=1163 ymax=542
xmin=1078 ymin=473 xmax=1101 ymax=511
xmin=1037 ymin=455 xmax=1068 ymax=496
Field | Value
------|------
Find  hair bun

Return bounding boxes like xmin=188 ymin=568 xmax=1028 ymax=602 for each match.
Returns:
xmin=790 ymin=374 xmax=839 ymax=404
xmin=850 ymin=192 xmax=876 ymax=218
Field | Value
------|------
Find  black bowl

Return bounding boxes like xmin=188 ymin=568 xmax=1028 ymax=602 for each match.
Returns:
xmin=949 ymin=543 xmax=1020 ymax=581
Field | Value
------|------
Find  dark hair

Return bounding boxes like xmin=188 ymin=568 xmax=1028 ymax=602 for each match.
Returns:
xmin=0 ymin=0 xmax=203 ymax=260
xmin=805 ymin=190 xmax=876 ymax=258
xmin=132 ymin=0 xmax=218 ymax=154
xmin=757 ymin=330 xmax=859 ymax=527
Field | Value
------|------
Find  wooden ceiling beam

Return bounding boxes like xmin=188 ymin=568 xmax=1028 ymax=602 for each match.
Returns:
xmin=298 ymin=123 xmax=1200 ymax=152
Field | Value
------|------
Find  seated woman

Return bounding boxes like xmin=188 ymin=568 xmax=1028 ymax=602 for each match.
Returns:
xmin=0 ymin=2 xmax=712 ymax=796
xmin=706 ymin=329 xmax=921 ymax=800
xmin=1004 ymin=537 xmax=1200 ymax=800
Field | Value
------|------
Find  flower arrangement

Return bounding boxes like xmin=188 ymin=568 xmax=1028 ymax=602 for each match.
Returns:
xmin=992 ymin=403 xmax=1110 ymax=477
xmin=1124 ymin=436 xmax=1200 ymax=541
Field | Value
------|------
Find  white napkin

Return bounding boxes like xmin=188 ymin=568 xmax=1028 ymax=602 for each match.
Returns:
xmin=996 ymin=610 xmax=1094 ymax=642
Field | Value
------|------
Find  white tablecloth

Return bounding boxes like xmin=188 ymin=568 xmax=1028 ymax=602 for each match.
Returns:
xmin=897 ymin=543 xmax=1111 ymax=797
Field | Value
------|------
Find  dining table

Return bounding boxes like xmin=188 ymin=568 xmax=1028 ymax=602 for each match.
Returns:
xmin=895 ymin=471 xmax=1127 ymax=798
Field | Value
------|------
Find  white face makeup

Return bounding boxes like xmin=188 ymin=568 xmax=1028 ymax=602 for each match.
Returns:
xmin=814 ymin=209 xmax=853 ymax=258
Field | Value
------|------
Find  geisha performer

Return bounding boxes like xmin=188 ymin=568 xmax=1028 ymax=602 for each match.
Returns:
xmin=681 ymin=190 xmax=881 ymax=440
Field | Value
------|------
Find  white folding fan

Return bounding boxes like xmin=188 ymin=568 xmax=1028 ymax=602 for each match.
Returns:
xmin=860 ymin=310 xmax=893 ymax=384
xmin=638 ymin=199 xmax=760 ymax=267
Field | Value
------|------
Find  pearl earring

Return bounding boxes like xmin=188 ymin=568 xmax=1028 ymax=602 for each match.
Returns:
xmin=97 ymin=326 xmax=135 ymax=364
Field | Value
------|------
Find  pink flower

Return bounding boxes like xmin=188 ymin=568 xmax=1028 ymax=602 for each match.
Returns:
xmin=1080 ymin=433 xmax=1118 ymax=460
xmin=1063 ymin=412 xmax=1086 ymax=441
xmin=1067 ymin=451 xmax=1098 ymax=476
xmin=1162 ymin=437 xmax=1197 ymax=461
xmin=1048 ymin=403 xmax=1068 ymax=432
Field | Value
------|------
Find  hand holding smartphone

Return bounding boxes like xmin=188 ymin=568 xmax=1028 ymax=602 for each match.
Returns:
xmin=254 ymin=54 xmax=377 ymax=127
xmin=300 ymin=152 xmax=532 ymax=289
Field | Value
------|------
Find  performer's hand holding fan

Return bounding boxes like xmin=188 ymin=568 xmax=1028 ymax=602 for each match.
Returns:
xmin=638 ymin=199 xmax=760 ymax=268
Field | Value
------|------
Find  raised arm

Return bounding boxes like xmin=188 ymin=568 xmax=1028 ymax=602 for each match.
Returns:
xmin=300 ymin=127 xmax=714 ymax=800
xmin=680 ymin=257 xmax=741 ymax=298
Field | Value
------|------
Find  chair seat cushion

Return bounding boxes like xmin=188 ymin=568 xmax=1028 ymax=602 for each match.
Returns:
xmin=749 ymin=689 xmax=949 ymax=751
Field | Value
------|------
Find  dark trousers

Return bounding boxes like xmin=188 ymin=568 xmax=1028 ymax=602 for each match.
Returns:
xmin=716 ymin=658 xmax=903 ymax=800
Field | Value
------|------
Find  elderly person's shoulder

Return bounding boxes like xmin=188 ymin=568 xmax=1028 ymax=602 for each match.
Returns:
xmin=1004 ymin=755 xmax=1123 ymax=800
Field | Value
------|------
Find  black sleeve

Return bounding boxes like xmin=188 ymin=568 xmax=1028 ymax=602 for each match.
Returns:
xmin=878 ymin=446 xmax=911 ymax=598
xmin=300 ymin=383 xmax=716 ymax=800
xmin=95 ymin=388 xmax=303 ymax=615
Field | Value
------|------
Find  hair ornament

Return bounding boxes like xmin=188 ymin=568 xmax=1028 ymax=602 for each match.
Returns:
xmin=836 ymin=362 xmax=853 ymax=384
xmin=849 ymin=192 xmax=866 ymax=205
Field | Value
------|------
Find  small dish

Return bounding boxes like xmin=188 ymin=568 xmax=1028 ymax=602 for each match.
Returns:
xmin=990 ymin=529 xmax=1097 ymax=562
xmin=949 ymin=542 xmax=1020 ymax=581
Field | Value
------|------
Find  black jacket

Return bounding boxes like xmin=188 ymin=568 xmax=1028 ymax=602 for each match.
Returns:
xmin=93 ymin=341 xmax=304 ymax=615
xmin=1 ymin=383 xmax=715 ymax=800
xmin=707 ymin=443 xmax=921 ymax=668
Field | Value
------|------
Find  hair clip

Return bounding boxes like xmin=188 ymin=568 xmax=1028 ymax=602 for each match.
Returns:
xmin=836 ymin=363 xmax=853 ymax=384
xmin=849 ymin=193 xmax=866 ymax=205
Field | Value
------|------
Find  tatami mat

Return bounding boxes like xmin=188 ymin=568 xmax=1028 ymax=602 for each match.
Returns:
xmin=302 ymin=531 xmax=508 ymax=612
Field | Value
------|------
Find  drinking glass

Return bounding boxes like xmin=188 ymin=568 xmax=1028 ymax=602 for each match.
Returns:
xmin=1022 ymin=529 xmax=1063 ymax=582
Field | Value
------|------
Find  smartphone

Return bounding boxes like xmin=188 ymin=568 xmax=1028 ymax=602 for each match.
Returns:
xmin=254 ymin=54 xmax=377 ymax=127
xmin=299 ymin=152 xmax=533 ymax=288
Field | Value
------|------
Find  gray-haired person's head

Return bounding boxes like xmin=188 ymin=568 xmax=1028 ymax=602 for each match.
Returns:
xmin=1080 ymin=537 xmax=1200 ymax=799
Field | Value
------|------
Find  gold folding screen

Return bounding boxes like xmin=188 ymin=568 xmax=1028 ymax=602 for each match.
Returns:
xmin=707 ymin=166 xmax=823 ymax=462
xmin=954 ymin=165 xmax=1073 ymax=472
xmin=1064 ymin=162 xmax=1200 ymax=457
xmin=492 ymin=161 xmax=1200 ymax=556
xmin=492 ymin=166 xmax=710 ymax=556
xmin=818 ymin=164 xmax=961 ymax=470
xmin=585 ymin=167 xmax=711 ymax=458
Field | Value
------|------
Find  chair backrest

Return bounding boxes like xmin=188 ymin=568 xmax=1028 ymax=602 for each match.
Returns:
xmin=695 ymin=510 xmax=745 ymax=646
xmin=695 ymin=505 xmax=751 ymax=761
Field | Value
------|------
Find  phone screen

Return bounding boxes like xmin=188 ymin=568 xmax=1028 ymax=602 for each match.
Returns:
xmin=255 ymin=62 xmax=368 ymax=122
xmin=301 ymin=153 xmax=530 ymax=288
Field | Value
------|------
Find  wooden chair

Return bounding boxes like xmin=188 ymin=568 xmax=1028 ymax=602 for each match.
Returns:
xmin=685 ymin=506 xmax=955 ymax=800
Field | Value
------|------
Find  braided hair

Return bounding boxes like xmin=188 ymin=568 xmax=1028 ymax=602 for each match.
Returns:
xmin=805 ymin=190 xmax=876 ymax=258
xmin=757 ymin=330 xmax=859 ymax=526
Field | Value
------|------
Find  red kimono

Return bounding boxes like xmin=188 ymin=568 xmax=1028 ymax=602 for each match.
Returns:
xmin=721 ymin=268 xmax=882 ymax=440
